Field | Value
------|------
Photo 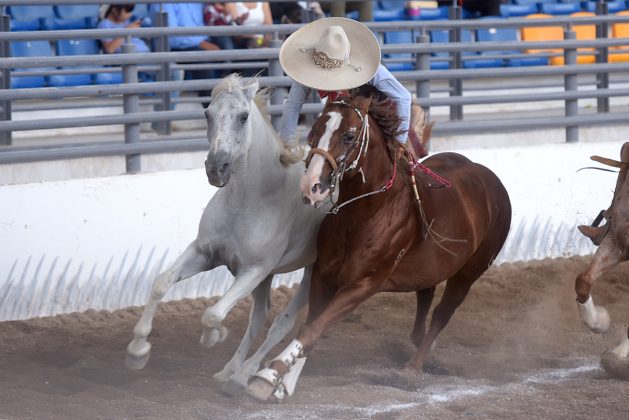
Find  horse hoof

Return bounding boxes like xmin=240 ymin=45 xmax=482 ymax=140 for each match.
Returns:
xmin=221 ymin=377 xmax=248 ymax=396
xmin=199 ymin=326 xmax=229 ymax=348
xmin=246 ymin=377 xmax=275 ymax=402
xmin=125 ymin=350 xmax=151 ymax=370
xmin=601 ymin=351 xmax=629 ymax=380
xmin=125 ymin=340 xmax=151 ymax=370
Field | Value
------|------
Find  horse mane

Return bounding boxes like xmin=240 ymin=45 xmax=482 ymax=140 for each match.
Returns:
xmin=212 ymin=74 xmax=304 ymax=166
xmin=348 ymin=86 xmax=412 ymax=180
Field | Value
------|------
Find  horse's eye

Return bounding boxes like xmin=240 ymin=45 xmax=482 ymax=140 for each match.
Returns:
xmin=239 ymin=112 xmax=249 ymax=124
xmin=342 ymin=131 xmax=355 ymax=144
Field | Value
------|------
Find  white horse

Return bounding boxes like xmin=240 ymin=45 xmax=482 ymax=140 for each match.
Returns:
xmin=126 ymin=74 xmax=325 ymax=394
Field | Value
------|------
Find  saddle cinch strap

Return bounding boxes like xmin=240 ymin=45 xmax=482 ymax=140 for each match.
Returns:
xmin=590 ymin=155 xmax=629 ymax=170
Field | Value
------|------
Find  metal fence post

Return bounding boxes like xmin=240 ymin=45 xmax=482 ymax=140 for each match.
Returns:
xmin=415 ymin=30 xmax=431 ymax=113
xmin=269 ymin=37 xmax=283 ymax=131
xmin=0 ymin=13 xmax=11 ymax=145
xmin=595 ymin=0 xmax=609 ymax=113
xmin=122 ymin=42 xmax=141 ymax=172
xmin=152 ymin=11 xmax=171 ymax=135
xmin=564 ymin=29 xmax=578 ymax=143
xmin=448 ymin=5 xmax=463 ymax=121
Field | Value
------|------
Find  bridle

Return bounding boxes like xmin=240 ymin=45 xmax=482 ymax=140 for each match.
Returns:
xmin=305 ymin=100 xmax=398 ymax=214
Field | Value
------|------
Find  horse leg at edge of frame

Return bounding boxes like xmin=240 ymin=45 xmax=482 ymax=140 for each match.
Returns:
xmin=126 ymin=241 xmax=210 ymax=370
xmin=410 ymin=287 xmax=436 ymax=348
xmin=601 ymin=326 xmax=629 ymax=379
xmin=213 ymin=275 xmax=273 ymax=383
xmin=406 ymin=271 xmax=478 ymax=372
xmin=247 ymin=279 xmax=379 ymax=402
xmin=575 ymin=241 xmax=622 ymax=334
xmin=199 ymin=267 xmax=272 ymax=348
xmin=221 ymin=266 xmax=312 ymax=396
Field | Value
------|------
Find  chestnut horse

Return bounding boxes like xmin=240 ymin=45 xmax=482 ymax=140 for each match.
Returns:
xmin=575 ymin=142 xmax=629 ymax=379
xmin=247 ymin=88 xmax=512 ymax=401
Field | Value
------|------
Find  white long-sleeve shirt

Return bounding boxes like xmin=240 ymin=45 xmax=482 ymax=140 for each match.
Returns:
xmin=280 ymin=64 xmax=412 ymax=144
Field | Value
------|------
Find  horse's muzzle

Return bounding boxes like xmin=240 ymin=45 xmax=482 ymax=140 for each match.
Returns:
xmin=205 ymin=154 xmax=231 ymax=187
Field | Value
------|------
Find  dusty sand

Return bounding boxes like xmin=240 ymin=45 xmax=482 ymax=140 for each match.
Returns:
xmin=1 ymin=256 xmax=628 ymax=419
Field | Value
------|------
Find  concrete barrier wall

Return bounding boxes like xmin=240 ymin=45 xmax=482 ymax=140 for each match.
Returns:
xmin=0 ymin=140 xmax=621 ymax=321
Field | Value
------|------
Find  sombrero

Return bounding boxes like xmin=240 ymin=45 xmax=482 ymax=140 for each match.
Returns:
xmin=279 ymin=17 xmax=381 ymax=91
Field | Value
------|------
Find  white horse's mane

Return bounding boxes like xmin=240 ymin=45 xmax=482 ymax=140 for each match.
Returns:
xmin=212 ymin=74 xmax=304 ymax=166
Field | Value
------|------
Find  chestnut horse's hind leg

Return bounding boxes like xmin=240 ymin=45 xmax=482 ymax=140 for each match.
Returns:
xmin=406 ymin=270 xmax=479 ymax=371
xmin=575 ymin=239 xmax=623 ymax=334
xmin=410 ymin=288 xmax=436 ymax=348
xmin=213 ymin=274 xmax=272 ymax=384
xmin=126 ymin=241 xmax=211 ymax=370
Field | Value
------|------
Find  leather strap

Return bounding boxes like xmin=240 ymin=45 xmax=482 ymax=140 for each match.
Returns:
xmin=590 ymin=155 xmax=629 ymax=170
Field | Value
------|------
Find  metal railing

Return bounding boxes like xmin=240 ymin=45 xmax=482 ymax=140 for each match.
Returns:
xmin=0 ymin=1 xmax=628 ymax=172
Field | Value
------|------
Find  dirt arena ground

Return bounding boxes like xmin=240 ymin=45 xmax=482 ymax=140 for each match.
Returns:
xmin=1 ymin=256 xmax=628 ymax=419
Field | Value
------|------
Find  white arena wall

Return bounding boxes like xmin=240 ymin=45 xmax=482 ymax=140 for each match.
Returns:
xmin=0 ymin=139 xmax=622 ymax=321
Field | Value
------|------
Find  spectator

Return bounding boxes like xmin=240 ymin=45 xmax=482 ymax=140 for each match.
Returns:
xmin=321 ymin=1 xmax=373 ymax=22
xmin=436 ymin=0 xmax=501 ymax=17
xmin=223 ymin=2 xmax=273 ymax=49
xmin=203 ymin=2 xmax=236 ymax=51
xmin=149 ymin=2 xmax=221 ymax=107
xmin=270 ymin=2 xmax=324 ymax=24
xmin=98 ymin=4 xmax=150 ymax=54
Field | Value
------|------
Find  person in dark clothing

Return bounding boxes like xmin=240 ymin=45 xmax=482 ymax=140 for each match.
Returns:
xmin=437 ymin=0 xmax=502 ymax=17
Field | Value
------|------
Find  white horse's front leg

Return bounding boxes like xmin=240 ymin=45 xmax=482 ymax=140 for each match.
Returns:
xmin=213 ymin=275 xmax=273 ymax=382
xmin=200 ymin=267 xmax=271 ymax=348
xmin=222 ymin=267 xmax=311 ymax=395
xmin=577 ymin=295 xmax=611 ymax=334
xmin=126 ymin=242 xmax=210 ymax=370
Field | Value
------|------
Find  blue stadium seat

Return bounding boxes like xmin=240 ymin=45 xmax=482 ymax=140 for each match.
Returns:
xmin=44 ymin=4 xmax=99 ymax=30
xmin=585 ymin=1 xmax=628 ymax=13
xmin=540 ymin=2 xmax=582 ymax=15
xmin=476 ymin=26 xmax=549 ymax=66
xmin=499 ymin=3 xmax=538 ymax=17
xmin=431 ymin=30 xmax=503 ymax=69
xmin=373 ymin=1 xmax=407 ymax=21
xmin=407 ymin=6 xmax=449 ymax=20
xmin=10 ymin=41 xmax=54 ymax=88
xmin=7 ymin=5 xmax=55 ymax=20
xmin=48 ymin=39 xmax=100 ymax=87
xmin=382 ymin=30 xmax=415 ymax=71
xmin=429 ymin=30 xmax=451 ymax=70
xmin=460 ymin=30 xmax=504 ymax=68
xmin=8 ymin=5 xmax=55 ymax=31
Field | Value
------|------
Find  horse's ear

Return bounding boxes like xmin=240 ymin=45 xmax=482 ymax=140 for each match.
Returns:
xmin=243 ymin=79 xmax=259 ymax=102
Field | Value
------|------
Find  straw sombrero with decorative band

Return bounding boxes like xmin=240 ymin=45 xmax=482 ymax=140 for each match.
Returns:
xmin=279 ymin=17 xmax=381 ymax=91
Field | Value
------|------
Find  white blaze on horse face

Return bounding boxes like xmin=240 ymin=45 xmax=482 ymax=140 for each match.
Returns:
xmin=301 ymin=111 xmax=342 ymax=204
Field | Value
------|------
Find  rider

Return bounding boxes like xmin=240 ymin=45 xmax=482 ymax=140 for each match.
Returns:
xmin=278 ymin=17 xmax=428 ymax=160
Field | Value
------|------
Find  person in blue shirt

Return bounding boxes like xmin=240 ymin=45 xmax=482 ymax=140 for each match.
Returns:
xmin=149 ymin=3 xmax=222 ymax=107
xmin=98 ymin=4 xmax=150 ymax=54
